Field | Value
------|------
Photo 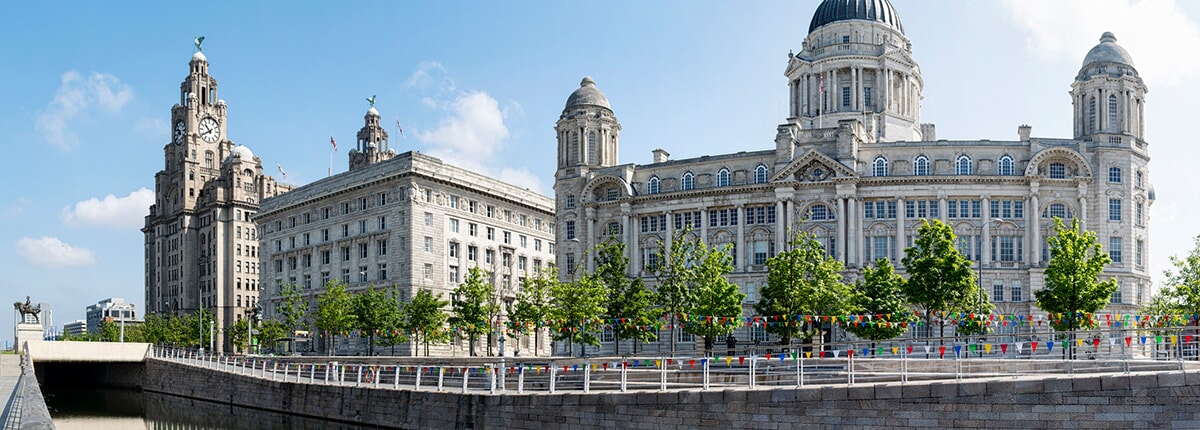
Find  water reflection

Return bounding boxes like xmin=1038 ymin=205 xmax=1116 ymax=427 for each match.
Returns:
xmin=44 ymin=388 xmax=382 ymax=430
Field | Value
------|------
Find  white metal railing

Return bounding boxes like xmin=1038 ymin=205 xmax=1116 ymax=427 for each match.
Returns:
xmin=150 ymin=327 xmax=1200 ymax=394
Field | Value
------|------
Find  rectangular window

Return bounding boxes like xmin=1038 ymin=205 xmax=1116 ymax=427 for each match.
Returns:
xmin=424 ymin=236 xmax=433 ymax=252
xmin=449 ymin=195 xmax=459 ymax=209
xmin=448 ymin=242 xmax=458 ymax=258
xmin=971 ymin=200 xmax=981 ymax=218
xmin=341 ymin=246 xmax=350 ymax=261
xmin=1109 ymin=167 xmax=1122 ymax=183
xmin=1135 ymin=203 xmax=1144 ymax=226
xmin=450 ymin=218 xmax=459 ymax=233
xmin=1111 ymin=282 xmax=1123 ymax=304
xmin=359 ymin=197 xmax=368 ymax=211
xmin=468 ymin=246 xmax=477 ymax=261
xmin=449 ymin=266 xmax=459 ymax=283
xmin=504 ymin=231 xmax=512 ymax=245
xmin=1011 ymin=281 xmax=1023 ymax=302
xmin=359 ymin=220 xmax=367 ymax=234
xmin=993 ymin=281 xmax=1005 ymax=302
xmin=486 ymin=249 xmax=495 ymax=265
xmin=359 ymin=243 xmax=368 ymax=259
xmin=487 ymin=227 xmax=495 ymax=240
xmin=359 ymin=266 xmax=368 ymax=282
xmin=343 ymin=202 xmax=351 ymax=214
xmin=424 ymin=212 xmax=433 ymax=226
xmin=753 ymin=240 xmax=770 ymax=265
xmin=423 ymin=263 xmax=433 ymax=280
xmin=1136 ymin=239 xmax=1144 ymax=266
xmin=321 ymin=229 xmax=329 ymax=242
xmin=863 ymin=87 xmax=873 ymax=108
xmin=1109 ymin=237 xmax=1123 ymax=263
xmin=378 ymin=239 xmax=387 ymax=256
xmin=1109 ymin=199 xmax=1122 ymax=221
xmin=469 ymin=223 xmax=478 ymax=236
xmin=520 ymin=235 xmax=527 ymax=248
xmin=321 ymin=250 xmax=331 ymax=265
xmin=534 ymin=239 xmax=542 ymax=251
xmin=378 ymin=216 xmax=386 ymax=230
xmin=342 ymin=224 xmax=349 ymax=237
xmin=518 ymin=256 xmax=527 ymax=270
xmin=566 ymin=221 xmax=576 ymax=240
xmin=841 ymin=86 xmax=851 ymax=107
xmin=378 ymin=263 xmax=387 ymax=281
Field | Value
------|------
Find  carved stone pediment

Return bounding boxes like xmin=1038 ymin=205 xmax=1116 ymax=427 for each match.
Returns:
xmin=770 ymin=149 xmax=856 ymax=183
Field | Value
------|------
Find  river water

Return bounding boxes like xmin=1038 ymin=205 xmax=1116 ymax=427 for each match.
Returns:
xmin=43 ymin=388 xmax=382 ymax=430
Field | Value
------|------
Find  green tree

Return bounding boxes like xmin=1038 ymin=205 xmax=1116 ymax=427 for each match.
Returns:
xmin=510 ymin=268 xmax=555 ymax=356
xmin=404 ymin=288 xmax=450 ymax=356
xmin=229 ymin=318 xmax=250 ymax=353
xmin=449 ymin=266 xmax=498 ymax=356
xmin=275 ymin=283 xmax=310 ymax=354
xmin=593 ymin=240 xmax=658 ymax=355
xmin=757 ymin=232 xmax=852 ymax=346
xmin=314 ymin=281 xmax=356 ymax=355
xmin=549 ymin=274 xmax=608 ymax=356
xmin=352 ymin=286 xmax=404 ymax=356
xmin=902 ymin=219 xmax=980 ymax=340
xmin=1140 ymin=288 xmax=1181 ymax=337
xmin=1162 ymin=234 xmax=1200 ymax=325
xmin=684 ymin=243 xmax=744 ymax=354
xmin=1035 ymin=218 xmax=1118 ymax=334
xmin=654 ymin=229 xmax=698 ymax=353
xmin=98 ymin=320 xmax=120 ymax=342
xmin=844 ymin=258 xmax=913 ymax=342
xmin=184 ymin=309 xmax=215 ymax=349
xmin=257 ymin=319 xmax=287 ymax=354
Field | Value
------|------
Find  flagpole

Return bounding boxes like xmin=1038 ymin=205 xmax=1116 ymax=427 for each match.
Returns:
xmin=329 ymin=141 xmax=333 ymax=178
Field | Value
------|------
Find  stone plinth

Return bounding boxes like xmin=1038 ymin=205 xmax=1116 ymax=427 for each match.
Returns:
xmin=15 ymin=323 xmax=43 ymax=353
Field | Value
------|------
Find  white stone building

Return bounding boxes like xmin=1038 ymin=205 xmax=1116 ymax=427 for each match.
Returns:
xmin=553 ymin=0 xmax=1152 ymax=354
xmin=144 ymin=47 xmax=292 ymax=352
xmin=85 ymin=298 xmax=137 ymax=335
xmin=257 ymin=107 xmax=556 ymax=356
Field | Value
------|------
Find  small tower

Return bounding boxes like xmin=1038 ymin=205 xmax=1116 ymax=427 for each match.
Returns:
xmin=1071 ymin=32 xmax=1147 ymax=141
xmin=555 ymin=77 xmax=621 ymax=174
xmin=349 ymin=105 xmax=395 ymax=171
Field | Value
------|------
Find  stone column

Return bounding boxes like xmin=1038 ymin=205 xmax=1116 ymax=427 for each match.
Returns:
xmin=939 ymin=197 xmax=948 ymax=223
xmin=700 ymin=208 xmax=709 ymax=244
xmin=836 ymin=198 xmax=847 ymax=264
xmin=736 ymin=204 xmax=746 ymax=271
xmin=981 ymin=196 xmax=991 ymax=265
xmin=832 ymin=69 xmax=839 ymax=112
xmin=775 ymin=200 xmax=786 ymax=256
xmin=622 ymin=203 xmax=633 ymax=276
xmin=585 ymin=207 xmax=597 ymax=273
xmin=665 ymin=210 xmax=674 ymax=259
xmin=1078 ymin=195 xmax=1087 ymax=230
xmin=896 ymin=197 xmax=906 ymax=262
xmin=847 ymin=198 xmax=858 ymax=267
xmin=1030 ymin=194 xmax=1041 ymax=264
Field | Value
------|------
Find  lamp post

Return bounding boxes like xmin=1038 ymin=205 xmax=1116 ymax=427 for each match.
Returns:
xmin=978 ymin=218 xmax=1003 ymax=357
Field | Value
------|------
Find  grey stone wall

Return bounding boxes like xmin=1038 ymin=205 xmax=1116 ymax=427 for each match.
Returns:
xmin=143 ymin=358 xmax=1200 ymax=429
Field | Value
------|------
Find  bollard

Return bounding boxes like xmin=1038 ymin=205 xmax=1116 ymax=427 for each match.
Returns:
xmin=620 ymin=361 xmax=627 ymax=392
xmin=462 ymin=366 xmax=470 ymax=393
xmin=660 ymin=357 xmax=667 ymax=391
xmin=796 ymin=353 xmax=802 ymax=388
xmin=394 ymin=366 xmax=400 ymax=389
xmin=584 ymin=359 xmax=591 ymax=393
xmin=704 ymin=357 xmax=711 ymax=391
xmin=438 ymin=367 xmax=445 ymax=392
xmin=489 ymin=365 xmax=496 ymax=394
xmin=310 ymin=364 xmax=316 ymax=383
xmin=416 ymin=366 xmax=423 ymax=390
xmin=499 ymin=359 xmax=506 ymax=391
xmin=749 ymin=355 xmax=756 ymax=389
xmin=356 ymin=365 xmax=363 ymax=387
xmin=549 ymin=365 xmax=557 ymax=394
xmin=284 ymin=363 xmax=290 ymax=382
xmin=518 ymin=365 xmax=525 ymax=394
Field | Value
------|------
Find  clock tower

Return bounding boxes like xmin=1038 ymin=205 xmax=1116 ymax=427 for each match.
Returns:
xmin=145 ymin=42 xmax=292 ymax=353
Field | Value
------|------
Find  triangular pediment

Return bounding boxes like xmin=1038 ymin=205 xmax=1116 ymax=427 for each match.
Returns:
xmin=770 ymin=149 xmax=856 ymax=183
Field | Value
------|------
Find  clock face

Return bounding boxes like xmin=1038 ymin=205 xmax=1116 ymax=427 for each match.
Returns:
xmin=199 ymin=117 xmax=220 ymax=143
xmin=173 ymin=121 xmax=186 ymax=145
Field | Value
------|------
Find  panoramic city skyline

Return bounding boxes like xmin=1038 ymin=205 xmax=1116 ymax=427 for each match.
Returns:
xmin=2 ymin=0 xmax=1198 ymax=338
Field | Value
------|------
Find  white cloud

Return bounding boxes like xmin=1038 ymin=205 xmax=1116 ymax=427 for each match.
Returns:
xmin=135 ymin=118 xmax=168 ymax=138
xmin=404 ymin=61 xmax=456 ymax=92
xmin=35 ymin=71 xmax=134 ymax=150
xmin=16 ymin=237 xmax=97 ymax=268
xmin=61 ymin=188 xmax=155 ymax=230
xmin=1002 ymin=0 xmax=1200 ymax=87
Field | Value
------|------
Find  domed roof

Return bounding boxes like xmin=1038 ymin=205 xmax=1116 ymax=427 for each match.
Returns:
xmin=564 ymin=77 xmax=611 ymax=110
xmin=192 ymin=51 xmax=207 ymax=62
xmin=367 ymin=106 xmax=379 ymax=117
xmin=809 ymin=0 xmax=903 ymax=34
xmin=1082 ymin=32 xmax=1135 ymax=69
xmin=227 ymin=145 xmax=254 ymax=163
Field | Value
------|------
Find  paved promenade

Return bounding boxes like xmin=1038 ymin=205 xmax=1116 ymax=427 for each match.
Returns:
xmin=1 ymin=354 xmax=22 ymax=429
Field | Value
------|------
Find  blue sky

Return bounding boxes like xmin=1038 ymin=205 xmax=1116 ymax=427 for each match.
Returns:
xmin=2 ymin=0 xmax=1199 ymax=339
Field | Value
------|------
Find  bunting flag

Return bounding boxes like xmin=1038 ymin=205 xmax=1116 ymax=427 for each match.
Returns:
xmin=330 ymin=135 xmax=337 ymax=151
xmin=277 ymin=163 xmax=286 ymax=179
xmin=396 ymin=116 xmax=405 ymax=138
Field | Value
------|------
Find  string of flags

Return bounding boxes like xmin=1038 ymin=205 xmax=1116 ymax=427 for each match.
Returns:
xmin=293 ymin=311 xmax=1197 ymax=340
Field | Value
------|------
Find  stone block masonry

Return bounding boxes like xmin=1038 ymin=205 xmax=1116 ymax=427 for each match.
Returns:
xmin=142 ymin=358 xmax=1200 ymax=429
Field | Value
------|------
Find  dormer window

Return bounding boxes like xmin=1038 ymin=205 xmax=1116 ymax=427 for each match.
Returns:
xmin=872 ymin=156 xmax=889 ymax=177
xmin=913 ymin=155 xmax=930 ymax=176
xmin=647 ymin=177 xmax=661 ymax=194
xmin=955 ymin=155 xmax=972 ymax=175
xmin=998 ymin=156 xmax=1015 ymax=176
xmin=716 ymin=168 xmax=730 ymax=187
xmin=681 ymin=172 xmax=695 ymax=191
xmin=754 ymin=165 xmax=769 ymax=184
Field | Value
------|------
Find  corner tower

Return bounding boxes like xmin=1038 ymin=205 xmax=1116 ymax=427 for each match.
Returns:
xmin=783 ymin=0 xmax=922 ymax=142
xmin=1072 ymin=32 xmax=1147 ymax=141
xmin=349 ymin=105 xmax=395 ymax=171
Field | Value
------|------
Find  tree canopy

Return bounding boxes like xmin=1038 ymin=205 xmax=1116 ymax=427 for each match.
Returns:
xmin=449 ymin=266 xmax=498 ymax=356
xmin=902 ymin=219 xmax=980 ymax=338
xmin=510 ymin=268 xmax=556 ymax=356
xmin=404 ymin=288 xmax=450 ymax=356
xmin=684 ymin=242 xmax=744 ymax=354
xmin=594 ymin=240 xmax=658 ymax=355
xmin=1036 ymin=217 xmax=1117 ymax=332
xmin=314 ymin=280 xmax=356 ymax=355
xmin=757 ymin=232 xmax=852 ymax=345
xmin=844 ymin=258 xmax=913 ymax=342
xmin=549 ymin=274 xmax=607 ymax=356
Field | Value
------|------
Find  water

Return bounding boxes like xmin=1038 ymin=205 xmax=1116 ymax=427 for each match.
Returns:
xmin=43 ymin=388 xmax=383 ymax=430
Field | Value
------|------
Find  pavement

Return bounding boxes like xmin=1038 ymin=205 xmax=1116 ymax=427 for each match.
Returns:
xmin=1 ymin=354 xmax=22 ymax=428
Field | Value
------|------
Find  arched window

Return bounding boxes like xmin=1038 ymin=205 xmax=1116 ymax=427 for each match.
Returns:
xmin=807 ymin=204 xmax=835 ymax=221
xmin=872 ymin=156 xmax=889 ymax=177
xmin=647 ymin=177 xmax=661 ymax=194
xmin=681 ymin=172 xmax=695 ymax=191
xmin=754 ymin=165 xmax=769 ymax=184
xmin=998 ymin=155 xmax=1015 ymax=176
xmin=1042 ymin=203 xmax=1072 ymax=220
xmin=913 ymin=155 xmax=930 ymax=176
xmin=1048 ymin=162 xmax=1066 ymax=179
xmin=1108 ymin=94 xmax=1119 ymax=131
xmin=955 ymin=155 xmax=972 ymax=175
xmin=716 ymin=168 xmax=731 ymax=187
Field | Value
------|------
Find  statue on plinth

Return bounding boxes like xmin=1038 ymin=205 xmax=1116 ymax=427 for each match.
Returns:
xmin=13 ymin=296 xmax=41 ymax=324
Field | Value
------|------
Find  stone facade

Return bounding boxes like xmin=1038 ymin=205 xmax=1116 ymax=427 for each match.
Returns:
xmin=553 ymin=0 xmax=1152 ymax=355
xmin=256 ymin=114 xmax=555 ymax=356
xmin=143 ymin=49 xmax=291 ymax=353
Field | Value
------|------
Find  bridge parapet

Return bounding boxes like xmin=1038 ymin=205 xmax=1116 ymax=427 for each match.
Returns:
xmin=25 ymin=341 xmax=151 ymax=363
